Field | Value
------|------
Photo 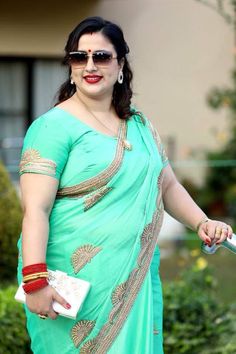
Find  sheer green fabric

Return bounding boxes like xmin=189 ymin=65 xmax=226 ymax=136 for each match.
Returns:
xmin=17 ymin=107 xmax=168 ymax=354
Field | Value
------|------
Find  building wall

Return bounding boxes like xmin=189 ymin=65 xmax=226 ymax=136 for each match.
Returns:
xmin=0 ymin=0 xmax=233 ymax=183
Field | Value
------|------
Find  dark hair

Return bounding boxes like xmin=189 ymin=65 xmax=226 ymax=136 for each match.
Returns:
xmin=55 ymin=16 xmax=133 ymax=120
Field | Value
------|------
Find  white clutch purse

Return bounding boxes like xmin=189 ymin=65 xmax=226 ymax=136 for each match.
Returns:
xmin=15 ymin=270 xmax=91 ymax=319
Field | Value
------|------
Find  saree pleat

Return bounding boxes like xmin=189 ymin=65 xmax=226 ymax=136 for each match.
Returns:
xmin=17 ymin=107 xmax=168 ymax=354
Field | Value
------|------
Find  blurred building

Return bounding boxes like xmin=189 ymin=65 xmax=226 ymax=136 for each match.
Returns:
xmin=0 ymin=0 xmax=233 ymax=182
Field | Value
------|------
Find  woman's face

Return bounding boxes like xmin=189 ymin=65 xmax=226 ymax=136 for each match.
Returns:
xmin=70 ymin=32 xmax=123 ymax=99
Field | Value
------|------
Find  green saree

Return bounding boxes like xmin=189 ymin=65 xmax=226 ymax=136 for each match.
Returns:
xmin=17 ymin=106 xmax=168 ymax=354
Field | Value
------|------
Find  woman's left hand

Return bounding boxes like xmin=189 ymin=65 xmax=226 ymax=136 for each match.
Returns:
xmin=198 ymin=219 xmax=233 ymax=246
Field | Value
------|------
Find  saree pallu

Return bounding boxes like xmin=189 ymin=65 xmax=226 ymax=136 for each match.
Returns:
xmin=17 ymin=107 xmax=169 ymax=354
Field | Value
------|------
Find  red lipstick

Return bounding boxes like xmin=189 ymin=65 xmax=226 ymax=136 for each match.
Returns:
xmin=84 ymin=75 xmax=102 ymax=84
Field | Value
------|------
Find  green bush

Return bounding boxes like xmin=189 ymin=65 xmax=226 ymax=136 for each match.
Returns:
xmin=198 ymin=68 xmax=236 ymax=218
xmin=0 ymin=285 xmax=31 ymax=354
xmin=163 ymin=261 xmax=236 ymax=353
xmin=0 ymin=160 xmax=22 ymax=281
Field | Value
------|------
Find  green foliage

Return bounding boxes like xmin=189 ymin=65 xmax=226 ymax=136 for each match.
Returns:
xmin=0 ymin=160 xmax=22 ymax=281
xmin=191 ymin=2 xmax=236 ymax=218
xmin=0 ymin=285 xmax=31 ymax=354
xmin=197 ymin=67 xmax=236 ymax=217
xmin=163 ymin=262 xmax=236 ymax=353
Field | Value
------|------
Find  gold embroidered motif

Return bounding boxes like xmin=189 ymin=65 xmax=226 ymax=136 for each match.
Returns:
xmin=137 ymin=223 xmax=153 ymax=267
xmin=71 ymin=244 xmax=102 ymax=274
xmin=109 ymin=281 xmax=128 ymax=324
xmin=80 ymin=338 xmax=97 ymax=354
xmin=19 ymin=148 xmax=57 ymax=177
xmin=21 ymin=149 xmax=41 ymax=160
xmin=71 ymin=320 xmax=95 ymax=348
xmin=80 ymin=171 xmax=165 ymax=353
xmin=141 ymin=223 xmax=153 ymax=246
xmin=84 ymin=186 xmax=113 ymax=211
xmin=56 ymin=120 xmax=127 ymax=198
xmin=111 ymin=281 xmax=127 ymax=305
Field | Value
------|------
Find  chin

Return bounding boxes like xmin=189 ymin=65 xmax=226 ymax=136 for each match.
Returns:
xmin=81 ymin=84 xmax=113 ymax=99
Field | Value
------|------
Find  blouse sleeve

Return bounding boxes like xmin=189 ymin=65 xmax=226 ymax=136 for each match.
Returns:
xmin=148 ymin=120 xmax=169 ymax=168
xmin=133 ymin=107 xmax=169 ymax=168
xmin=19 ymin=115 xmax=71 ymax=180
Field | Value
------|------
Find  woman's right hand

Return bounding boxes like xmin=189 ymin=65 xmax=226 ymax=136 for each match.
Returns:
xmin=26 ymin=285 xmax=71 ymax=320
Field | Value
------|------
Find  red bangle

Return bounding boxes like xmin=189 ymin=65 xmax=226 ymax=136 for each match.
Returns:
xmin=22 ymin=263 xmax=47 ymax=276
xmin=23 ymin=278 xmax=48 ymax=294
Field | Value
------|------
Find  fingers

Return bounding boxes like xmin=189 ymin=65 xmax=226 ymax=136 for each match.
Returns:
xmin=37 ymin=309 xmax=57 ymax=320
xmin=26 ymin=287 xmax=71 ymax=320
xmin=46 ymin=290 xmax=71 ymax=320
xmin=227 ymin=225 xmax=233 ymax=238
xmin=37 ymin=305 xmax=59 ymax=320
xmin=26 ymin=286 xmax=62 ymax=320
xmin=36 ymin=302 xmax=59 ymax=320
xmin=206 ymin=223 xmax=218 ymax=243
xmin=198 ymin=220 xmax=232 ymax=245
xmin=52 ymin=289 xmax=71 ymax=310
xmin=47 ymin=308 xmax=58 ymax=320
xmin=215 ymin=227 xmax=228 ymax=245
xmin=198 ymin=227 xmax=211 ymax=244
xmin=205 ymin=222 xmax=230 ymax=245
xmin=197 ymin=219 xmax=212 ymax=244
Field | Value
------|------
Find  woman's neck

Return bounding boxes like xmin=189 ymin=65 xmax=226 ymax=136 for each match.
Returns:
xmin=74 ymin=90 xmax=113 ymax=114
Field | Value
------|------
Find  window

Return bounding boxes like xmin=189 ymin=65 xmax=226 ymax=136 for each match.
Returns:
xmin=0 ymin=57 xmax=67 ymax=181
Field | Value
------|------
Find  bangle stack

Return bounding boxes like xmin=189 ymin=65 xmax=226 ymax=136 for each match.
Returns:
xmin=22 ymin=263 xmax=49 ymax=294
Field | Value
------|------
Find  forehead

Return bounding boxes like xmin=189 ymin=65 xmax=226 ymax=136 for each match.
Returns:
xmin=77 ymin=32 xmax=115 ymax=52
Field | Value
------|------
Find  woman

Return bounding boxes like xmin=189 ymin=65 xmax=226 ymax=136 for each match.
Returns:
xmin=17 ymin=16 xmax=233 ymax=354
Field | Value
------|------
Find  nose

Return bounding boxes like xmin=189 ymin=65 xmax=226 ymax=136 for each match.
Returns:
xmin=85 ymin=56 xmax=97 ymax=72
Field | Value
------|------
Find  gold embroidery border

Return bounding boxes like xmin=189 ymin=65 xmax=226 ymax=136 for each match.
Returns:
xmin=84 ymin=186 xmax=112 ymax=211
xmin=148 ymin=120 xmax=169 ymax=166
xmin=56 ymin=120 xmax=127 ymax=198
xmin=19 ymin=148 xmax=57 ymax=177
xmin=80 ymin=172 xmax=164 ymax=353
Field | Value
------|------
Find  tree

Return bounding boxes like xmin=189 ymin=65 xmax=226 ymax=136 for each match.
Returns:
xmin=0 ymin=160 xmax=22 ymax=281
xmin=193 ymin=0 xmax=236 ymax=218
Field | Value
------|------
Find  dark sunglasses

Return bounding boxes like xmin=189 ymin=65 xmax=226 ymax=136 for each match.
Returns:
xmin=69 ymin=50 xmax=117 ymax=68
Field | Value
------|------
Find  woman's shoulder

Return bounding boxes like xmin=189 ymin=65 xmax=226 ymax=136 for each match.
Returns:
xmin=33 ymin=107 xmax=70 ymax=126
xmin=24 ymin=107 xmax=76 ymax=147
xmin=130 ymin=106 xmax=164 ymax=138
xmin=130 ymin=106 xmax=151 ymax=126
xmin=29 ymin=106 xmax=80 ymax=137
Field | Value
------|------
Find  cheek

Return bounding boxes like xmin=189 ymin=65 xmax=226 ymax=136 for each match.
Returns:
xmin=71 ymin=67 xmax=83 ymax=79
xmin=105 ymin=69 xmax=119 ymax=83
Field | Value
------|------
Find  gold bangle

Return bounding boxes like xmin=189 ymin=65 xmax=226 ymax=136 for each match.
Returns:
xmin=23 ymin=271 xmax=48 ymax=279
xmin=23 ymin=271 xmax=49 ymax=277
xmin=23 ymin=273 xmax=48 ymax=281
xmin=196 ymin=217 xmax=209 ymax=233
xmin=23 ymin=272 xmax=49 ymax=283
xmin=23 ymin=275 xmax=49 ymax=283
